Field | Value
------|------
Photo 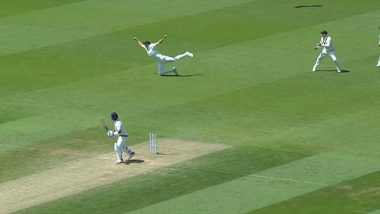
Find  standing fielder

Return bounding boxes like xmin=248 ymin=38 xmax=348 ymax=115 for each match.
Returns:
xmin=312 ymin=30 xmax=342 ymax=72
xmin=107 ymin=112 xmax=135 ymax=164
xmin=134 ymin=35 xmax=193 ymax=76
xmin=377 ymin=26 xmax=380 ymax=68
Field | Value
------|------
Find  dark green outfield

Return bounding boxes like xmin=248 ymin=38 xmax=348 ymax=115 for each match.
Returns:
xmin=1 ymin=0 xmax=380 ymax=213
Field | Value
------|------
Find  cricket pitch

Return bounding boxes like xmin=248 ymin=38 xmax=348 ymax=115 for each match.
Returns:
xmin=0 ymin=139 xmax=230 ymax=213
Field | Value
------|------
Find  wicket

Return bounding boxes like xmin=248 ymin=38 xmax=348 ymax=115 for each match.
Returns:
xmin=149 ymin=133 xmax=157 ymax=155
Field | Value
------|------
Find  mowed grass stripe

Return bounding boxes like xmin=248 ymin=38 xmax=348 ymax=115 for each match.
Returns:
xmin=250 ymin=170 xmax=380 ymax=214
xmin=0 ymin=0 xmax=84 ymax=18
xmin=124 ymin=153 xmax=380 ymax=214
xmin=1 ymin=20 xmax=379 ymax=150
xmin=0 ymin=0 xmax=264 ymax=96
xmin=161 ymin=80 xmax=380 ymax=150
xmin=0 ymin=1 xmax=379 ymax=96
xmin=15 ymin=146 xmax=314 ymax=214
xmin=4 ymin=2 xmax=375 ymax=113
xmin=0 ymin=0 xmax=255 ymax=56
xmin=0 ymin=45 xmax=318 ymax=150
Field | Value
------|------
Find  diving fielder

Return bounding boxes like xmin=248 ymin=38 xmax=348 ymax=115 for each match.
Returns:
xmin=107 ymin=112 xmax=135 ymax=164
xmin=312 ymin=30 xmax=342 ymax=72
xmin=134 ymin=35 xmax=193 ymax=76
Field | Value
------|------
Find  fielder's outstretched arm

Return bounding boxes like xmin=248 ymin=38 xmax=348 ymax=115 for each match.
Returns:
xmin=155 ymin=35 xmax=167 ymax=45
xmin=133 ymin=36 xmax=148 ymax=51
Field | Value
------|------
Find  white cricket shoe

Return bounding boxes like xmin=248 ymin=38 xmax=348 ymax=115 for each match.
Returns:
xmin=312 ymin=68 xmax=316 ymax=72
xmin=115 ymin=159 xmax=123 ymax=164
xmin=186 ymin=52 xmax=194 ymax=58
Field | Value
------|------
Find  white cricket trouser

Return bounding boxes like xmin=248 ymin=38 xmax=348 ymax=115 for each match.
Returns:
xmin=154 ymin=52 xmax=190 ymax=75
xmin=313 ymin=51 xmax=341 ymax=71
xmin=377 ymin=55 xmax=380 ymax=66
xmin=114 ymin=136 xmax=131 ymax=161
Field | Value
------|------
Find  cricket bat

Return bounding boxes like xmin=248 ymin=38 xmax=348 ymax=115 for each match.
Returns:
xmin=100 ymin=117 xmax=109 ymax=131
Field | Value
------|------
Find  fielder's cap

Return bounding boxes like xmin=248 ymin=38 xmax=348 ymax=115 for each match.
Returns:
xmin=321 ymin=30 xmax=328 ymax=34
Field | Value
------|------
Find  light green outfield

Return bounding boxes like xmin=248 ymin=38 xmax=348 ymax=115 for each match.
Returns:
xmin=1 ymin=0 xmax=380 ymax=213
xmin=128 ymin=153 xmax=380 ymax=214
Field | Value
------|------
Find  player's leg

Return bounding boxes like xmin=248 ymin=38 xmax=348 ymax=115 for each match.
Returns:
xmin=174 ymin=52 xmax=193 ymax=60
xmin=329 ymin=52 xmax=342 ymax=72
xmin=114 ymin=142 xmax=123 ymax=163
xmin=157 ymin=54 xmax=176 ymax=63
xmin=157 ymin=52 xmax=193 ymax=62
xmin=157 ymin=61 xmax=177 ymax=76
xmin=377 ymin=55 xmax=380 ymax=67
xmin=312 ymin=53 xmax=324 ymax=71
xmin=121 ymin=137 xmax=135 ymax=160
xmin=126 ymin=146 xmax=135 ymax=160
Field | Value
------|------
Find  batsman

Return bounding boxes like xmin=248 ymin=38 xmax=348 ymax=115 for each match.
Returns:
xmin=105 ymin=112 xmax=135 ymax=164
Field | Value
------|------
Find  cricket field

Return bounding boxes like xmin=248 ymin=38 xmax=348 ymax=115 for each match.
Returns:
xmin=1 ymin=0 xmax=380 ymax=213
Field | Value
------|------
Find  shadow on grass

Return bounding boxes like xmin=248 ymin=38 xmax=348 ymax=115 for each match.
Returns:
xmin=160 ymin=74 xmax=204 ymax=77
xmin=294 ymin=5 xmax=323 ymax=8
xmin=314 ymin=69 xmax=350 ymax=73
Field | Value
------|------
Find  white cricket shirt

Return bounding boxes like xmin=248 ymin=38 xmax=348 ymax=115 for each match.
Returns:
xmin=147 ymin=43 xmax=160 ymax=57
xmin=114 ymin=120 xmax=128 ymax=136
xmin=320 ymin=36 xmax=335 ymax=53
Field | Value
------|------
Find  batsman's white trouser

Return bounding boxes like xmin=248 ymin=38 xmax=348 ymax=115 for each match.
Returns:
xmin=313 ymin=51 xmax=341 ymax=71
xmin=114 ymin=136 xmax=131 ymax=161
xmin=154 ymin=52 xmax=190 ymax=75
xmin=377 ymin=55 xmax=380 ymax=66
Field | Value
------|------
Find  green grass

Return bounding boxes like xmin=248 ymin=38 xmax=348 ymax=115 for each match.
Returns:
xmin=17 ymin=145 xmax=314 ymax=214
xmin=1 ymin=0 xmax=380 ymax=213
xmin=250 ymin=171 xmax=380 ymax=214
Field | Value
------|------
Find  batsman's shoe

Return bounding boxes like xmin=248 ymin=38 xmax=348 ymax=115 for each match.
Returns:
xmin=116 ymin=159 xmax=123 ymax=164
xmin=127 ymin=152 xmax=135 ymax=160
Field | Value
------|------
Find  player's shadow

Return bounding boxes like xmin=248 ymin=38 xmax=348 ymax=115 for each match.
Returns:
xmin=294 ymin=5 xmax=323 ymax=8
xmin=160 ymin=74 xmax=204 ymax=77
xmin=124 ymin=159 xmax=144 ymax=165
xmin=155 ymin=152 xmax=168 ymax=155
xmin=317 ymin=69 xmax=350 ymax=73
